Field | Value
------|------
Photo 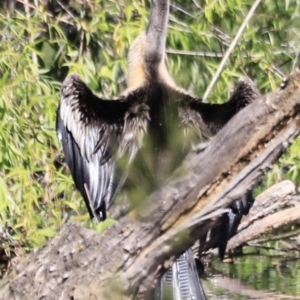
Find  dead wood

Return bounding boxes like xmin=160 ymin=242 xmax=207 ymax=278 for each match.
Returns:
xmin=237 ymin=180 xmax=296 ymax=233
xmin=208 ymin=180 xmax=299 ymax=254
xmin=227 ymin=204 xmax=300 ymax=252
xmin=1 ymin=69 xmax=300 ymax=299
xmin=203 ymin=180 xmax=297 ymax=257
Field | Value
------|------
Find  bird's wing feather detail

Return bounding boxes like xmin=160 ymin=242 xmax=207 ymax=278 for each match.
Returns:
xmin=57 ymin=74 xmax=149 ymax=220
xmin=180 ymin=77 xmax=261 ymax=139
xmin=180 ymin=77 xmax=260 ymax=259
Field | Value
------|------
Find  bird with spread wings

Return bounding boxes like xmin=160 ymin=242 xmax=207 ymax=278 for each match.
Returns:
xmin=57 ymin=0 xmax=259 ymax=298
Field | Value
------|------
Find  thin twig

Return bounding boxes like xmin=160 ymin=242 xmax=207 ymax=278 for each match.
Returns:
xmin=77 ymin=0 xmax=87 ymax=60
xmin=202 ymin=0 xmax=262 ymax=101
xmin=167 ymin=24 xmax=192 ymax=34
xmin=167 ymin=49 xmax=224 ymax=57
xmin=16 ymin=0 xmax=73 ymax=25
xmin=268 ymin=63 xmax=285 ymax=79
xmin=211 ymin=26 xmax=231 ymax=44
xmin=166 ymin=48 xmax=296 ymax=58
xmin=292 ymin=51 xmax=300 ymax=71
xmin=23 ymin=0 xmax=41 ymax=95
xmin=170 ymin=4 xmax=195 ymax=18
xmin=192 ymin=0 xmax=201 ymax=9
xmin=56 ymin=0 xmax=76 ymax=19
xmin=15 ymin=0 xmax=112 ymax=55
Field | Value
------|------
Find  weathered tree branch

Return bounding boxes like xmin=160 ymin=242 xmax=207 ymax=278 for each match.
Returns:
xmin=228 ymin=204 xmax=300 ymax=251
xmin=2 ymin=70 xmax=300 ymax=299
xmin=207 ymin=180 xmax=297 ymax=257
xmin=236 ymin=180 xmax=296 ymax=234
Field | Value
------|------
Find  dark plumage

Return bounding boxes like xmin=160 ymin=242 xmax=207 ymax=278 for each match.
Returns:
xmin=57 ymin=75 xmax=152 ymax=220
xmin=195 ymin=79 xmax=260 ymax=260
xmin=57 ymin=0 xmax=259 ymax=298
xmin=57 ymin=74 xmax=258 ymax=222
xmin=155 ymin=249 xmax=206 ymax=300
xmin=181 ymin=76 xmax=260 ymax=139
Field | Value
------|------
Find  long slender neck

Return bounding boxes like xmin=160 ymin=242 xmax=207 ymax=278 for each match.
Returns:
xmin=125 ymin=0 xmax=173 ymax=93
xmin=145 ymin=0 xmax=169 ymax=65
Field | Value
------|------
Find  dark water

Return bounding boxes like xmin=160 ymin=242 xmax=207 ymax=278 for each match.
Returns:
xmin=202 ymin=245 xmax=300 ymax=299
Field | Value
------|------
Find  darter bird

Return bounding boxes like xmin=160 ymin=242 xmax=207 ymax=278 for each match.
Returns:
xmin=57 ymin=0 xmax=259 ymax=298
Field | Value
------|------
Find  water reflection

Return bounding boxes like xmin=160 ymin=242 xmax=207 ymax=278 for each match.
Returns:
xmin=202 ymin=253 xmax=300 ymax=299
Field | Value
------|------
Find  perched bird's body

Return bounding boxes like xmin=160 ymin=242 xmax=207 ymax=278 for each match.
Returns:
xmin=57 ymin=0 xmax=259 ymax=298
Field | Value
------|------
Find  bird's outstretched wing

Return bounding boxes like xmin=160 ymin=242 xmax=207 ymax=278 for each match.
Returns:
xmin=181 ymin=76 xmax=261 ymax=139
xmin=186 ymin=77 xmax=260 ymax=260
xmin=226 ymin=76 xmax=261 ymax=110
xmin=57 ymin=74 xmax=149 ymax=221
xmin=215 ymin=78 xmax=259 ymax=259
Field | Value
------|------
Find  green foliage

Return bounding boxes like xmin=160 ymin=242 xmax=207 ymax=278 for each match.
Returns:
xmin=0 ymin=0 xmax=300 ymax=263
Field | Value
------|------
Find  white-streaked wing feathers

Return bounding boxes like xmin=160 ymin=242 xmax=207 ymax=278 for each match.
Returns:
xmin=57 ymin=74 xmax=149 ymax=220
xmin=60 ymin=74 xmax=112 ymax=161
